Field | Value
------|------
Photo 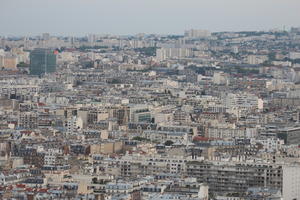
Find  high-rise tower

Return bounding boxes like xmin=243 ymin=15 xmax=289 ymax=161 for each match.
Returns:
xmin=29 ymin=49 xmax=57 ymax=75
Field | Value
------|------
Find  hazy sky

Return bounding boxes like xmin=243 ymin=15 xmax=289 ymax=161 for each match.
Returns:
xmin=1 ymin=0 xmax=300 ymax=36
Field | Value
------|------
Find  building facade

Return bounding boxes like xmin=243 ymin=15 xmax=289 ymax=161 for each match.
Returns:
xmin=29 ymin=49 xmax=57 ymax=75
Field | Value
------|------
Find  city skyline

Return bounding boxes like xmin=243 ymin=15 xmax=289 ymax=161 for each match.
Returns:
xmin=2 ymin=1 xmax=300 ymax=199
xmin=1 ymin=0 xmax=300 ymax=36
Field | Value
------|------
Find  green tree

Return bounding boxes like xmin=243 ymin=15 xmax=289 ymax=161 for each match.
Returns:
xmin=164 ymin=140 xmax=174 ymax=146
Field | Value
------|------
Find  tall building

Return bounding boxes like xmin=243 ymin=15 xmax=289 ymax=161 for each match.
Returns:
xmin=184 ymin=29 xmax=211 ymax=39
xmin=29 ymin=49 xmax=57 ymax=75
xmin=87 ymin=34 xmax=96 ymax=43
xmin=156 ymin=48 xmax=192 ymax=61
xmin=42 ymin=33 xmax=50 ymax=40
xmin=0 ymin=55 xmax=4 ymax=68
xmin=247 ymin=55 xmax=268 ymax=64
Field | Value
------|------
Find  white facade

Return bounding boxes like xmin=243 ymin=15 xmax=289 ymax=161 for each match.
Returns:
xmin=156 ymin=48 xmax=192 ymax=61
xmin=66 ymin=116 xmax=82 ymax=133
xmin=289 ymin=52 xmax=300 ymax=60
xmin=283 ymin=165 xmax=300 ymax=200
xmin=225 ymin=93 xmax=263 ymax=110
xmin=184 ymin=29 xmax=211 ymax=39
xmin=256 ymin=138 xmax=284 ymax=153
xmin=213 ymin=71 xmax=228 ymax=85
xmin=247 ymin=55 xmax=268 ymax=65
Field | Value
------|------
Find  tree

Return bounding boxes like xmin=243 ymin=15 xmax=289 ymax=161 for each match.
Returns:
xmin=134 ymin=47 xmax=157 ymax=56
xmin=17 ymin=62 xmax=29 ymax=68
xmin=164 ymin=140 xmax=174 ymax=146
xmin=92 ymin=177 xmax=98 ymax=184
xmin=132 ymin=136 xmax=148 ymax=141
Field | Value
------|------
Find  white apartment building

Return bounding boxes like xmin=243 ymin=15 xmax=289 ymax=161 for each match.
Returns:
xmin=256 ymin=138 xmax=284 ymax=153
xmin=184 ymin=29 xmax=211 ymax=39
xmin=18 ymin=112 xmax=38 ymax=129
xmin=283 ymin=164 xmax=300 ymax=200
xmin=207 ymin=127 xmax=246 ymax=139
xmin=289 ymin=52 xmax=300 ymax=60
xmin=225 ymin=93 xmax=263 ymax=110
xmin=247 ymin=55 xmax=268 ymax=65
xmin=44 ymin=148 xmax=63 ymax=165
xmin=212 ymin=71 xmax=228 ymax=85
xmin=156 ymin=48 xmax=192 ymax=61
xmin=143 ymin=130 xmax=190 ymax=144
xmin=66 ymin=116 xmax=83 ymax=134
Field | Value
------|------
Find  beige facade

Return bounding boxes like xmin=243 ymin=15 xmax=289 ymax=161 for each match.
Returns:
xmin=4 ymin=56 xmax=17 ymax=69
xmin=90 ymin=141 xmax=123 ymax=155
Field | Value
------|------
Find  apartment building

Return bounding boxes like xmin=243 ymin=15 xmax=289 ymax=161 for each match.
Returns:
xmin=186 ymin=161 xmax=282 ymax=194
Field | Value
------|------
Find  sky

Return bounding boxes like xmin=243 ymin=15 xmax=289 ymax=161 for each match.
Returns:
xmin=1 ymin=0 xmax=300 ymax=36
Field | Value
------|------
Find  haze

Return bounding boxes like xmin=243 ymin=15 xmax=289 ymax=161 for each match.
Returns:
xmin=1 ymin=0 xmax=300 ymax=36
